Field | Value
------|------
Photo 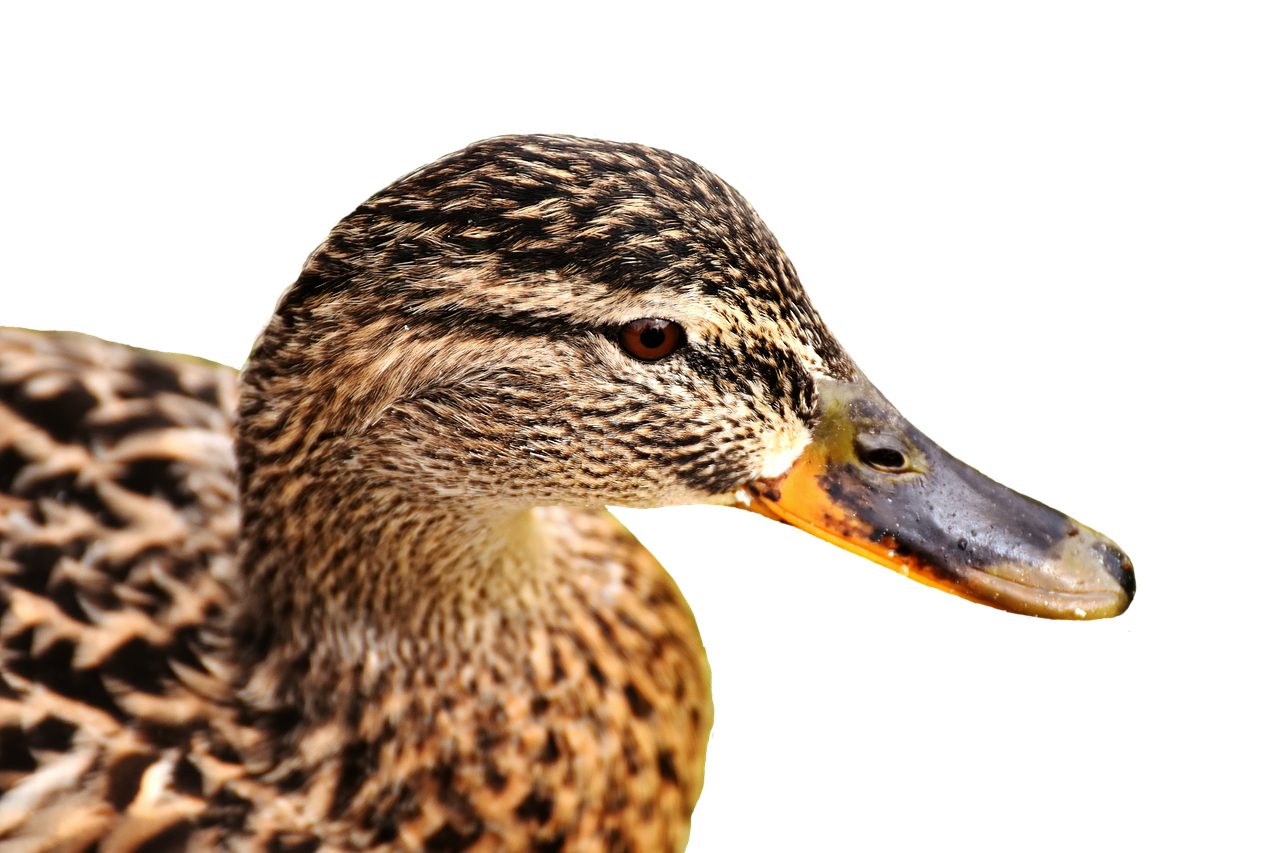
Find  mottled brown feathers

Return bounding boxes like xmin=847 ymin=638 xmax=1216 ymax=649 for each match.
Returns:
xmin=0 ymin=329 xmax=247 ymax=851
xmin=0 ymin=135 xmax=856 ymax=851
xmin=0 ymin=328 xmax=711 ymax=853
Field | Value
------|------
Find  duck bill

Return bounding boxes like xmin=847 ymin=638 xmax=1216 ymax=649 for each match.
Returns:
xmin=741 ymin=376 xmax=1135 ymax=619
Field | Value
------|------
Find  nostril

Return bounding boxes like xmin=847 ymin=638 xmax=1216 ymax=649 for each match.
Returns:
xmin=854 ymin=433 xmax=911 ymax=472
xmin=863 ymin=448 xmax=905 ymax=469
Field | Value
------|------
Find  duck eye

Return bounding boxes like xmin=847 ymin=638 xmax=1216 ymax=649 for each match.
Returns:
xmin=619 ymin=319 xmax=685 ymax=361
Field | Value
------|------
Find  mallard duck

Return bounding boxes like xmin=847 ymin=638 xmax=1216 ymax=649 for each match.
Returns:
xmin=0 ymin=135 xmax=1134 ymax=853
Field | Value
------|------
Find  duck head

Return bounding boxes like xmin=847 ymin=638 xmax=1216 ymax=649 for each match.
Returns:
xmin=236 ymin=134 xmax=1133 ymax=645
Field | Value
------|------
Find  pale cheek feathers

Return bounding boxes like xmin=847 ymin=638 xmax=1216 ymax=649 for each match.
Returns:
xmin=751 ymin=413 xmax=812 ymax=481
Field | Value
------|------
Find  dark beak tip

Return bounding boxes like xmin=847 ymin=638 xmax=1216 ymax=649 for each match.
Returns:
xmin=1100 ymin=545 xmax=1141 ymax=596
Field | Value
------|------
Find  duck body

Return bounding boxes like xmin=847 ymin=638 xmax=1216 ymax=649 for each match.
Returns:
xmin=0 ymin=331 xmax=707 ymax=853
xmin=0 ymin=136 xmax=1134 ymax=852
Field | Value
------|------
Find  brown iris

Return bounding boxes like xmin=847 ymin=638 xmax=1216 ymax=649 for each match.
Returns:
xmin=619 ymin=319 xmax=685 ymax=361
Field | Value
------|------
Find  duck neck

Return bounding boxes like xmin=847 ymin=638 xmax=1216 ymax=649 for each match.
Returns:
xmin=234 ymin=483 xmax=556 ymax=722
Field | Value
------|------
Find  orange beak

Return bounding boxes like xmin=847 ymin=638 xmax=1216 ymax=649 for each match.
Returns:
xmin=739 ymin=377 xmax=1134 ymax=619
